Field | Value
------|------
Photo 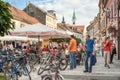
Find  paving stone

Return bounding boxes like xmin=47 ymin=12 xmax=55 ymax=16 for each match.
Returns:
xmin=18 ymin=54 xmax=120 ymax=80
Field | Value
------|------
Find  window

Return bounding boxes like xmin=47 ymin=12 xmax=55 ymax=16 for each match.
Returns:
xmin=107 ymin=8 xmax=110 ymax=18
xmin=12 ymin=22 xmax=15 ymax=27
xmin=30 ymin=12 xmax=35 ymax=16
xmin=114 ymin=0 xmax=116 ymax=16
xmin=111 ymin=5 xmax=113 ymax=18
xmin=102 ymin=0 xmax=104 ymax=8
xmin=20 ymin=24 xmax=25 ymax=28
xmin=99 ymin=8 xmax=101 ymax=14
xmin=75 ymin=28 xmax=77 ymax=31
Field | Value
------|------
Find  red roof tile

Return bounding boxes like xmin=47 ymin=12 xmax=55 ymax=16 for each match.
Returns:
xmin=75 ymin=25 xmax=85 ymax=33
xmin=9 ymin=6 xmax=39 ymax=24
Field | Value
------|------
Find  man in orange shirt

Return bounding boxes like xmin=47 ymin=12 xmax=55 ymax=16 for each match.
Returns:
xmin=69 ymin=35 xmax=77 ymax=70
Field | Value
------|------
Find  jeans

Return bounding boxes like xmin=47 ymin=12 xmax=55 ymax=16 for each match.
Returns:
xmin=85 ymin=51 xmax=93 ymax=71
xmin=69 ymin=52 xmax=76 ymax=69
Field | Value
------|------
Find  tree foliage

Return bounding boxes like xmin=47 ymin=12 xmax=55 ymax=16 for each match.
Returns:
xmin=0 ymin=0 xmax=14 ymax=36
xmin=51 ymin=38 xmax=70 ymax=43
xmin=51 ymin=37 xmax=81 ymax=44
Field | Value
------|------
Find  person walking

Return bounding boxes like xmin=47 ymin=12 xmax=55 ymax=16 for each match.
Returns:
xmin=102 ymin=37 xmax=112 ymax=69
xmin=102 ymin=44 xmax=104 ymax=57
xmin=110 ymin=43 xmax=116 ymax=64
xmin=76 ymin=45 xmax=81 ymax=65
xmin=69 ymin=35 xmax=77 ymax=70
xmin=81 ymin=43 xmax=86 ymax=64
xmin=77 ymin=44 xmax=83 ymax=65
xmin=84 ymin=35 xmax=94 ymax=73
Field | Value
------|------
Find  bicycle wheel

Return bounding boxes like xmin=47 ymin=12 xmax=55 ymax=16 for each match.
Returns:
xmin=37 ymin=57 xmax=49 ymax=75
xmin=56 ymin=74 xmax=64 ymax=80
xmin=18 ymin=73 xmax=31 ymax=80
xmin=42 ymin=75 xmax=52 ymax=80
xmin=22 ymin=66 xmax=29 ymax=75
xmin=4 ymin=67 xmax=18 ymax=80
xmin=59 ymin=59 xmax=68 ymax=71
xmin=37 ymin=64 xmax=47 ymax=75
xmin=29 ymin=57 xmax=40 ymax=73
xmin=18 ymin=69 xmax=31 ymax=80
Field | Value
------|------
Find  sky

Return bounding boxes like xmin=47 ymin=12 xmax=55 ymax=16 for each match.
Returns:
xmin=5 ymin=0 xmax=99 ymax=27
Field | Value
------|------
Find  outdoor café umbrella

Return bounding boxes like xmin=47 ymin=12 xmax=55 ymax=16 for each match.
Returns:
xmin=0 ymin=35 xmax=28 ymax=41
xmin=10 ymin=23 xmax=66 ymax=39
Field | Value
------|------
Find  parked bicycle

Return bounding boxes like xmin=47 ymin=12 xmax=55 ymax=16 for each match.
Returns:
xmin=37 ymin=50 xmax=68 ymax=75
xmin=41 ymin=61 xmax=64 ymax=80
xmin=4 ymin=54 xmax=31 ymax=80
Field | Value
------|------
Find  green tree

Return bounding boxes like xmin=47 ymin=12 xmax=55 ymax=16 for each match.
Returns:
xmin=74 ymin=37 xmax=81 ymax=43
xmin=51 ymin=37 xmax=81 ymax=44
xmin=0 ymin=0 xmax=14 ymax=36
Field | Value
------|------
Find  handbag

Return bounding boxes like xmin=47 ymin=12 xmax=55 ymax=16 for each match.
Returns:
xmin=65 ymin=49 xmax=69 ymax=55
xmin=92 ymin=55 xmax=97 ymax=66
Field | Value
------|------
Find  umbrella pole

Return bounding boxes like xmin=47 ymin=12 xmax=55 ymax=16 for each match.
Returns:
xmin=38 ymin=35 xmax=40 ymax=42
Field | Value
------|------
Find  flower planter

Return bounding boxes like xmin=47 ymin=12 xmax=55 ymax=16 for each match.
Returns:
xmin=101 ymin=32 xmax=106 ymax=36
xmin=111 ymin=30 xmax=118 ymax=37
xmin=108 ymin=27 xmax=116 ymax=33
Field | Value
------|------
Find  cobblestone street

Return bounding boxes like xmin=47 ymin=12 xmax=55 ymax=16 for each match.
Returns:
xmin=20 ymin=54 xmax=120 ymax=80
xmin=1 ymin=0 xmax=120 ymax=80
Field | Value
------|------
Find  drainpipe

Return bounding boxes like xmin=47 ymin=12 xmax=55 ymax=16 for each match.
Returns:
xmin=118 ymin=1 xmax=120 ymax=59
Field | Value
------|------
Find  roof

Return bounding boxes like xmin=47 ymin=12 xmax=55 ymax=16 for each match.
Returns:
xmin=57 ymin=23 xmax=84 ymax=34
xmin=28 ymin=3 xmax=47 ymax=14
xmin=75 ymin=25 xmax=84 ymax=33
xmin=9 ymin=6 xmax=39 ymax=24
xmin=26 ymin=3 xmax=56 ymax=19
xmin=87 ymin=24 xmax=93 ymax=31
xmin=57 ymin=23 xmax=72 ymax=31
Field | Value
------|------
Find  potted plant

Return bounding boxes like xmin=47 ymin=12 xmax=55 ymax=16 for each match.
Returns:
xmin=108 ymin=25 xmax=116 ymax=33
xmin=101 ymin=31 xmax=106 ymax=36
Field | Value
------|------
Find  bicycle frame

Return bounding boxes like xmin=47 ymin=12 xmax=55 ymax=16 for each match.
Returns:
xmin=0 ymin=57 xmax=7 ymax=69
xmin=41 ymin=62 xmax=65 ymax=80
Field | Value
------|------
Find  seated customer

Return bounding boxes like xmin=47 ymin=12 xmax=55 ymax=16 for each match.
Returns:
xmin=29 ymin=46 xmax=36 ymax=54
xmin=42 ymin=45 xmax=49 ymax=51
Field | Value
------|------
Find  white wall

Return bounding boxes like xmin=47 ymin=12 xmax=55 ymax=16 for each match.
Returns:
xmin=46 ymin=14 xmax=57 ymax=29
xmin=12 ymin=19 xmax=30 ymax=29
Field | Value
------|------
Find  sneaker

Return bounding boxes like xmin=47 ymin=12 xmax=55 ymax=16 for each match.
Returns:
xmin=74 ymin=66 xmax=77 ymax=69
xmin=104 ymin=64 xmax=107 ymax=67
xmin=83 ymin=70 xmax=88 ymax=73
xmin=108 ymin=65 xmax=110 ymax=69
xmin=110 ymin=62 xmax=113 ymax=64
xmin=68 ymin=68 xmax=73 ymax=70
xmin=89 ymin=70 xmax=92 ymax=73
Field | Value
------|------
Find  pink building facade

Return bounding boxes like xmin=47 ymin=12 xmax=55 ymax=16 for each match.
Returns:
xmin=99 ymin=0 xmax=120 ymax=59
xmin=105 ymin=0 xmax=119 ymax=58
xmin=106 ymin=0 xmax=118 ymax=38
